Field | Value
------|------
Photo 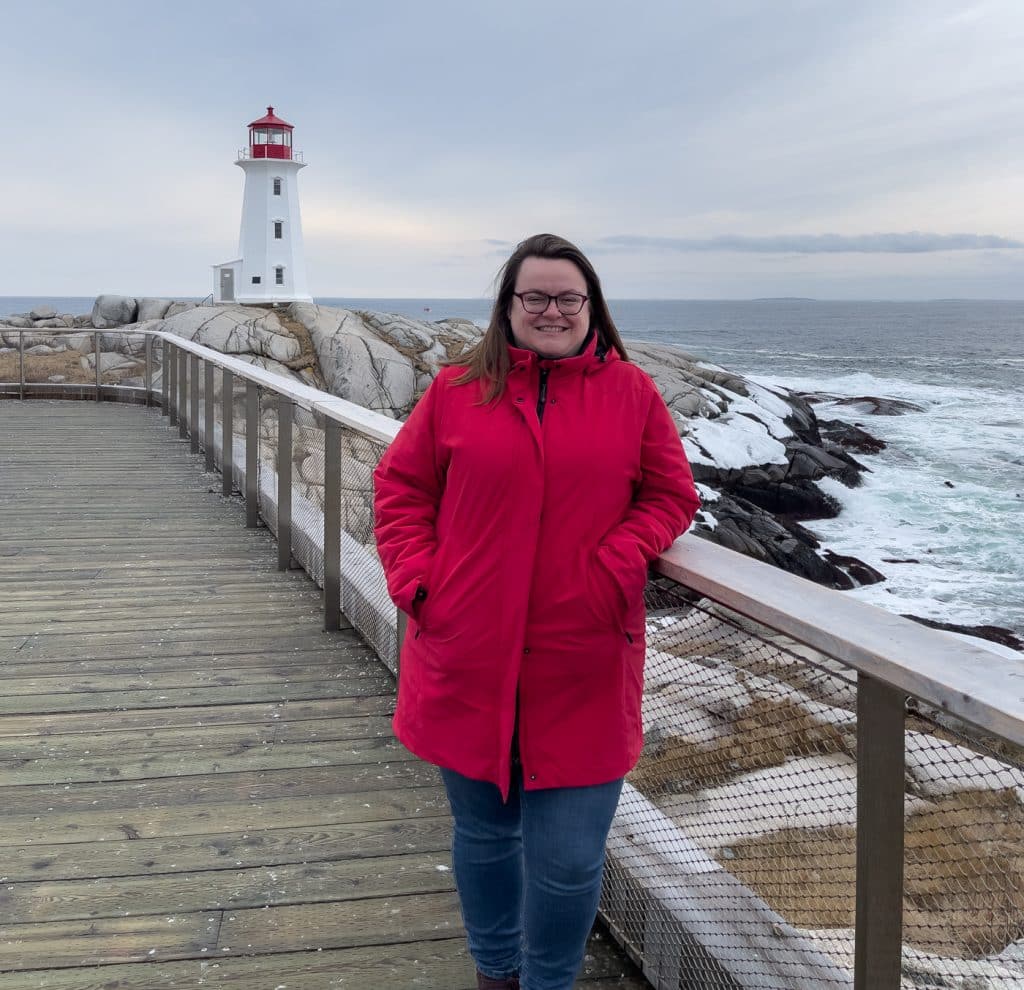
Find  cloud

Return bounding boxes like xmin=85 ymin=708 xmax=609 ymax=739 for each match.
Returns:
xmin=599 ymin=232 xmax=1024 ymax=255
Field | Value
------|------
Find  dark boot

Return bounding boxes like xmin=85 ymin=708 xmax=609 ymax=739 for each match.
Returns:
xmin=476 ymin=971 xmax=519 ymax=989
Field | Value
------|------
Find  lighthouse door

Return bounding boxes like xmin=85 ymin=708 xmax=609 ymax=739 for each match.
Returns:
xmin=220 ymin=268 xmax=235 ymax=302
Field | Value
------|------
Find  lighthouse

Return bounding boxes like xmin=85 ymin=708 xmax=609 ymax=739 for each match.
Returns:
xmin=213 ymin=107 xmax=312 ymax=305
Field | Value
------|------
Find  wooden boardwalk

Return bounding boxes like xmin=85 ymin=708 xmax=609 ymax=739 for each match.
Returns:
xmin=0 ymin=400 xmax=647 ymax=989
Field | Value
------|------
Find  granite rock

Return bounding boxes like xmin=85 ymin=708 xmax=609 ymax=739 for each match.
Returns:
xmin=91 ymin=295 xmax=139 ymax=329
xmin=137 ymin=298 xmax=174 ymax=321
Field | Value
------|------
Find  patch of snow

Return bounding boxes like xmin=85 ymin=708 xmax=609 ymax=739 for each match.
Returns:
xmin=683 ymin=412 xmax=788 ymax=469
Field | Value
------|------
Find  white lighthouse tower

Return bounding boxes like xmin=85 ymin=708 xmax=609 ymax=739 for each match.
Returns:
xmin=213 ymin=107 xmax=312 ymax=304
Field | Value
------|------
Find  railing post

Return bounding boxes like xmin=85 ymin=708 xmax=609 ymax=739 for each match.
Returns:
xmin=222 ymin=369 xmax=234 ymax=496
xmin=93 ymin=330 xmax=102 ymax=402
xmin=161 ymin=339 xmax=169 ymax=415
xmin=144 ymin=336 xmax=153 ymax=406
xmin=277 ymin=397 xmax=293 ymax=571
xmin=190 ymin=354 xmax=200 ymax=454
xmin=204 ymin=361 xmax=215 ymax=472
xmin=323 ymin=419 xmax=341 ymax=631
xmin=178 ymin=347 xmax=188 ymax=439
xmin=854 ymin=674 xmax=906 ymax=990
xmin=168 ymin=341 xmax=177 ymax=425
xmin=18 ymin=331 xmax=25 ymax=400
xmin=396 ymin=611 xmax=408 ymax=664
xmin=245 ymin=380 xmax=259 ymax=527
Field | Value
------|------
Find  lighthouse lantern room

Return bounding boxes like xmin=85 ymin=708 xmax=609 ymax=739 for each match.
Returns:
xmin=213 ymin=106 xmax=312 ymax=305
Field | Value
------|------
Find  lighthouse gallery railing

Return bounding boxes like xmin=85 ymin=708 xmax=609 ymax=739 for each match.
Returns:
xmin=4 ymin=328 xmax=1024 ymax=990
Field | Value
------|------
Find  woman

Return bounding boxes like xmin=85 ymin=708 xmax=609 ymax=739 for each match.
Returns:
xmin=373 ymin=233 xmax=700 ymax=989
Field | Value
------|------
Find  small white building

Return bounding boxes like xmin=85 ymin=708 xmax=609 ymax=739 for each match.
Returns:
xmin=213 ymin=106 xmax=312 ymax=305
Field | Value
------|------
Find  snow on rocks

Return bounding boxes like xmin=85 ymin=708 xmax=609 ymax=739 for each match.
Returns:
xmin=905 ymin=731 xmax=1024 ymax=800
xmin=797 ymin=926 xmax=1024 ymax=988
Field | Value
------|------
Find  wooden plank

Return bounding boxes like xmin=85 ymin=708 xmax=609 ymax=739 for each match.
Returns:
xmin=0 ymin=586 xmax=324 ymax=611
xmin=0 ymin=600 xmax=325 ymax=627
xmin=217 ymin=890 xmax=464 ymax=954
xmin=0 ymin=650 xmax=367 ymax=681
xmin=0 ymin=762 xmax=440 ymax=817
xmin=0 ymin=696 xmax=394 ymax=738
xmin=0 ymin=850 xmax=457 ymax=923
xmin=2 ymin=634 xmax=352 ymax=664
xmin=0 ymin=783 xmax=449 ymax=847
xmin=0 ymin=735 xmax=416 ymax=786
xmin=0 ymin=714 xmax=396 ymax=761
xmin=0 ymin=931 xmax=649 ymax=988
xmin=0 ymin=816 xmax=453 ymax=882
xmin=0 ymin=601 xmax=323 ymax=630
xmin=0 ymin=909 xmax=222 ymax=971
xmin=0 ymin=673 xmax=393 ymax=713
xmin=0 ymin=714 xmax=398 ymax=761
xmin=0 ymin=663 xmax=385 ymax=698
xmin=0 ymin=937 xmax=474 ymax=989
xmin=0 ymin=678 xmax=394 ymax=717
xmin=8 ymin=624 xmax=358 ymax=655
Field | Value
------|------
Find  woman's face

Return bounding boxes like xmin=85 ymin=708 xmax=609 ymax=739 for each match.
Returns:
xmin=508 ymin=256 xmax=591 ymax=359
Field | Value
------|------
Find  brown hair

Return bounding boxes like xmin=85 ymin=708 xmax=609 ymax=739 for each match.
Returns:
xmin=453 ymin=233 xmax=629 ymax=402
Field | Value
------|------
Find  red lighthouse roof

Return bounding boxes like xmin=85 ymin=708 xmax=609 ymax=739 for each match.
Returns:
xmin=246 ymin=106 xmax=296 ymax=160
xmin=248 ymin=106 xmax=293 ymax=130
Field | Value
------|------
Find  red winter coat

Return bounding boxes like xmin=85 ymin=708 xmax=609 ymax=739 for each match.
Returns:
xmin=373 ymin=337 xmax=700 ymax=798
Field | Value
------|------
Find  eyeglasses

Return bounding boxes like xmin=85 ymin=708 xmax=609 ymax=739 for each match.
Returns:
xmin=513 ymin=291 xmax=589 ymax=316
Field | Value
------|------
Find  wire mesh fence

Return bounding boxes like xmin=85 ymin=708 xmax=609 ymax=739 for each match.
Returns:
xmin=336 ymin=426 xmax=395 ymax=671
xmin=229 ymin=371 xmax=248 ymax=494
xmin=290 ymin=405 xmax=327 ymax=588
xmin=97 ymin=331 xmax=147 ymax=386
xmin=257 ymin=385 xmax=279 ymax=536
xmin=602 ymin=577 xmax=1024 ymax=989
xmin=0 ymin=329 xmax=103 ymax=389
xmin=151 ymin=337 xmax=164 ymax=395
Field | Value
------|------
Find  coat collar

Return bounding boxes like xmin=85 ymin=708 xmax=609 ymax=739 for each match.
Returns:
xmin=506 ymin=331 xmax=615 ymax=376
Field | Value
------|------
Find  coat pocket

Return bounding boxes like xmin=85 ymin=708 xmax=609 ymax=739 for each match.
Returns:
xmin=585 ymin=550 xmax=628 ymax=628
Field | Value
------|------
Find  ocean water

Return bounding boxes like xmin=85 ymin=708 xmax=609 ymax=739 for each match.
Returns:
xmin=4 ymin=296 xmax=1021 ymax=637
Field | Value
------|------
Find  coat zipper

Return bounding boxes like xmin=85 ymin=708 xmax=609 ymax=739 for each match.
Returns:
xmin=536 ymin=368 xmax=549 ymax=423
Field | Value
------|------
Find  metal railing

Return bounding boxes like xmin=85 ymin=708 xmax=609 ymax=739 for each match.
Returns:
xmin=236 ymin=147 xmax=306 ymax=163
xmin=4 ymin=327 xmax=1024 ymax=990
xmin=0 ymin=327 xmax=159 ymax=403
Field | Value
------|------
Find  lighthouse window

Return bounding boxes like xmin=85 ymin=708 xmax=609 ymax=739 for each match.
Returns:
xmin=273 ymin=178 xmax=281 ymax=195
xmin=275 ymin=267 xmax=285 ymax=285
xmin=251 ymin=276 xmax=262 ymax=285
xmin=274 ymin=221 xmax=283 ymax=239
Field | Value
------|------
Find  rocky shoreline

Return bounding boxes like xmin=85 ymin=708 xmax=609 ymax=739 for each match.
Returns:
xmin=2 ymin=294 xmax=1019 ymax=651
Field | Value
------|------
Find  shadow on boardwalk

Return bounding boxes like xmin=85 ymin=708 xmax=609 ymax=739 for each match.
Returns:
xmin=0 ymin=400 xmax=647 ymax=989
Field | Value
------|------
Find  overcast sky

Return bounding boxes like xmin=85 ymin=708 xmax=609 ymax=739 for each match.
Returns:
xmin=7 ymin=0 xmax=1024 ymax=299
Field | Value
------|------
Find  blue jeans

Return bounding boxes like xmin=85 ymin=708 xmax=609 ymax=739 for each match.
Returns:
xmin=441 ymin=767 xmax=624 ymax=990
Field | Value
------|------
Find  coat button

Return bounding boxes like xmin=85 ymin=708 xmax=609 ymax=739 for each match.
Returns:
xmin=515 ymin=396 xmax=524 ymax=403
xmin=523 ymin=647 xmax=530 ymax=654
xmin=530 ymin=775 xmax=537 ymax=781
